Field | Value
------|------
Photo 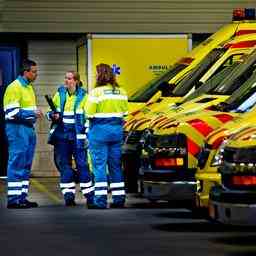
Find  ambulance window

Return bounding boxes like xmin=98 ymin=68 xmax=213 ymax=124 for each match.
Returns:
xmin=213 ymin=62 xmax=256 ymax=95
xmin=209 ymin=49 xmax=256 ymax=96
xmin=207 ymin=54 xmax=244 ymax=81
xmin=172 ymin=48 xmax=227 ymax=96
xmin=129 ymin=63 xmax=187 ymax=102
xmin=236 ymin=88 xmax=256 ymax=112
xmin=182 ymin=63 xmax=239 ymax=103
xmin=224 ymin=70 xmax=256 ymax=111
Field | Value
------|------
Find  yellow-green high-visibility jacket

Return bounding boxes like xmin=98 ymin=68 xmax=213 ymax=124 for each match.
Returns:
xmin=4 ymin=76 xmax=37 ymax=127
xmin=85 ymin=84 xmax=128 ymax=124
xmin=47 ymin=85 xmax=88 ymax=148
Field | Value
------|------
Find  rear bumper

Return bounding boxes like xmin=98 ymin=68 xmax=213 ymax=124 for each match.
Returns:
xmin=143 ymin=180 xmax=197 ymax=201
xmin=209 ymin=185 xmax=256 ymax=225
xmin=209 ymin=200 xmax=256 ymax=226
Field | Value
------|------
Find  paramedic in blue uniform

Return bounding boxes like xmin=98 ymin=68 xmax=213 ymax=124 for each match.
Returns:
xmin=85 ymin=63 xmax=128 ymax=209
xmin=4 ymin=59 xmax=43 ymax=209
xmin=47 ymin=71 xmax=94 ymax=207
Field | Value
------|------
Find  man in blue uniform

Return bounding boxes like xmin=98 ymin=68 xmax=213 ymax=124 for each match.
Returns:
xmin=4 ymin=59 xmax=43 ymax=209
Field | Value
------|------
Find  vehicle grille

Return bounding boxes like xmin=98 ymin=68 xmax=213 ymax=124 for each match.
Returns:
xmin=223 ymin=146 xmax=256 ymax=163
xmin=150 ymin=133 xmax=187 ymax=148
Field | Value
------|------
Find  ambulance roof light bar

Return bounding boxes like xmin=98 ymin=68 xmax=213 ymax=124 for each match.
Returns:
xmin=233 ymin=8 xmax=256 ymax=21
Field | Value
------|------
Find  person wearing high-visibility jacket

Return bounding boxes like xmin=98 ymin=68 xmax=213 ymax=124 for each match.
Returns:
xmin=85 ymin=63 xmax=128 ymax=209
xmin=4 ymin=59 xmax=44 ymax=209
xmin=47 ymin=71 xmax=94 ymax=207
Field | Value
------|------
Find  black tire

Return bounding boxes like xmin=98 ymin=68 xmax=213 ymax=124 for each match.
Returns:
xmin=122 ymin=153 xmax=140 ymax=193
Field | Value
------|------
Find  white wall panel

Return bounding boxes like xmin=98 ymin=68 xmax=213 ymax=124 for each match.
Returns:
xmin=28 ymin=40 xmax=77 ymax=176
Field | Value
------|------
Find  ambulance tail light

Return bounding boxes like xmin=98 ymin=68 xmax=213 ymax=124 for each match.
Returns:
xmin=233 ymin=8 xmax=255 ymax=21
xmin=231 ymin=175 xmax=256 ymax=186
xmin=154 ymin=157 xmax=184 ymax=168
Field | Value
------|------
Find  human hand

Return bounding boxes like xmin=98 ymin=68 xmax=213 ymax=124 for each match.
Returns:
xmin=35 ymin=109 xmax=44 ymax=118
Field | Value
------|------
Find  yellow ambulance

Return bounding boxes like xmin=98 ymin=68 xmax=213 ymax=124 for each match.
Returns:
xmin=140 ymin=50 xmax=256 ymax=203
xmin=126 ymin=8 xmax=256 ymax=112
xmin=126 ymin=35 xmax=256 ymax=133
xmin=209 ymin=128 xmax=256 ymax=225
xmin=196 ymin=98 xmax=256 ymax=211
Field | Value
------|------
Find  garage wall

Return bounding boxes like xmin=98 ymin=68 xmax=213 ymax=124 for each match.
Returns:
xmin=28 ymin=40 xmax=77 ymax=176
xmin=0 ymin=0 xmax=4 ymax=31
xmin=2 ymin=0 xmax=256 ymax=34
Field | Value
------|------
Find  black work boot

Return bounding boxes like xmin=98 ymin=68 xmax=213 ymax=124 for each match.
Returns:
xmin=65 ymin=199 xmax=76 ymax=207
xmin=7 ymin=203 xmax=31 ymax=209
xmin=23 ymin=200 xmax=39 ymax=208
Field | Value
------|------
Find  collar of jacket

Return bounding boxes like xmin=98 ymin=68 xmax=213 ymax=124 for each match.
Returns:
xmin=58 ymin=85 xmax=86 ymax=112
xmin=17 ymin=75 xmax=30 ymax=87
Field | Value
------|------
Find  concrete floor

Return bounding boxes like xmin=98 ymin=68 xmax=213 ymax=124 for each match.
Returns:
xmin=1 ymin=178 xmax=256 ymax=256
xmin=0 ymin=177 xmax=152 ymax=208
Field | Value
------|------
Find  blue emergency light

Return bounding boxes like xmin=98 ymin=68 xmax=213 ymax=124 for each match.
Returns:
xmin=233 ymin=8 xmax=256 ymax=21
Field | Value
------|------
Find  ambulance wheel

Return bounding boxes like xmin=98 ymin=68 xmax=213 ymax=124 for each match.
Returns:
xmin=122 ymin=153 xmax=140 ymax=193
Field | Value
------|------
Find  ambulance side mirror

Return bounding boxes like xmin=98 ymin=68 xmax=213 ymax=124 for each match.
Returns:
xmin=158 ymin=81 xmax=174 ymax=97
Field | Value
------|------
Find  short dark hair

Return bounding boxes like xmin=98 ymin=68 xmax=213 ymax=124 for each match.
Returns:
xmin=20 ymin=59 xmax=37 ymax=75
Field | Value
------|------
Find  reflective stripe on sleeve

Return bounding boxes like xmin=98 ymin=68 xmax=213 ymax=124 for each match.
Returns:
xmin=63 ymin=111 xmax=74 ymax=116
xmin=98 ymin=95 xmax=128 ymax=102
xmin=5 ymin=108 xmax=19 ymax=119
xmin=4 ymin=103 xmax=20 ymax=111
xmin=93 ymin=112 xmax=125 ymax=118
xmin=63 ymin=118 xmax=75 ymax=124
